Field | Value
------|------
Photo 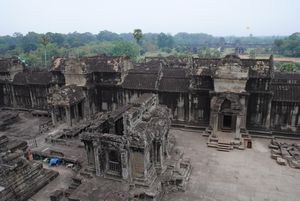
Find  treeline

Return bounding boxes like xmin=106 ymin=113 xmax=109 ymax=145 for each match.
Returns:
xmin=0 ymin=30 xmax=284 ymax=67
xmin=273 ymin=33 xmax=300 ymax=57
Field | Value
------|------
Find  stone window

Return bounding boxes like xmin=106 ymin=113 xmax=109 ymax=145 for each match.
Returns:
xmin=108 ymin=149 xmax=121 ymax=175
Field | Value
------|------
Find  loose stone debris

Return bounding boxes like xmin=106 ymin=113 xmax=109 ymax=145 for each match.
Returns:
xmin=269 ymin=138 xmax=300 ymax=168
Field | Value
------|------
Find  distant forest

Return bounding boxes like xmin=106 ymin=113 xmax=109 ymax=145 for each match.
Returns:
xmin=0 ymin=30 xmax=298 ymax=67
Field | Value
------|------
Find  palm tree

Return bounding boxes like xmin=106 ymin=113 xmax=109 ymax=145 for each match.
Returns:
xmin=133 ymin=29 xmax=143 ymax=44
xmin=40 ymin=35 xmax=49 ymax=67
xmin=133 ymin=29 xmax=143 ymax=57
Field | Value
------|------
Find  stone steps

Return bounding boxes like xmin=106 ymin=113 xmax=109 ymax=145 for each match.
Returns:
xmin=0 ymin=161 xmax=58 ymax=201
xmin=217 ymin=143 xmax=233 ymax=152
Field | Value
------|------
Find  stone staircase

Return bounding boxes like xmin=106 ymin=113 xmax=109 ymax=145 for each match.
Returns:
xmin=0 ymin=160 xmax=58 ymax=201
xmin=207 ymin=133 xmax=246 ymax=152
xmin=217 ymin=142 xmax=234 ymax=152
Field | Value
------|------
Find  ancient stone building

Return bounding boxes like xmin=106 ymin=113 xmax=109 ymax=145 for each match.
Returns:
xmin=1 ymin=54 xmax=300 ymax=138
xmin=80 ymin=94 xmax=191 ymax=200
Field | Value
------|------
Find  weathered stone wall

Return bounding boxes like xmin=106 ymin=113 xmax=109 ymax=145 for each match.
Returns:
xmin=64 ymin=59 xmax=88 ymax=86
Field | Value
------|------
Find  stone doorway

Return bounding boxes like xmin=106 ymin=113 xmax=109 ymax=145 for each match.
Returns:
xmin=223 ymin=115 xmax=232 ymax=129
xmin=219 ymin=114 xmax=236 ymax=131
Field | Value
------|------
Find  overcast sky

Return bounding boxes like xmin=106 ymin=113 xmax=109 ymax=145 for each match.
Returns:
xmin=0 ymin=0 xmax=299 ymax=36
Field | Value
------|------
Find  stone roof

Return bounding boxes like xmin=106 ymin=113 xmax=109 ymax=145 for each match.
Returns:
xmin=122 ymin=62 xmax=161 ymax=90
xmin=13 ymin=71 xmax=52 ymax=85
xmin=12 ymin=72 xmax=27 ymax=85
xmin=145 ymin=56 xmax=191 ymax=68
xmin=0 ymin=58 xmax=22 ymax=73
xmin=158 ymin=68 xmax=190 ymax=93
xmin=122 ymin=74 xmax=158 ymax=90
xmin=162 ymin=68 xmax=189 ymax=78
xmin=48 ymin=85 xmax=85 ymax=106
xmin=159 ymin=77 xmax=190 ymax=93
xmin=192 ymin=55 xmax=273 ymax=78
xmin=84 ymin=56 xmax=121 ymax=73
xmin=51 ymin=55 xmax=131 ymax=73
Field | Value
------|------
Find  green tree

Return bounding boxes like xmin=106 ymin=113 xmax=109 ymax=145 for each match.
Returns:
xmin=198 ymin=47 xmax=220 ymax=58
xmin=279 ymin=62 xmax=297 ymax=72
xmin=133 ymin=29 xmax=143 ymax=44
xmin=249 ymin=50 xmax=256 ymax=59
xmin=97 ymin=30 xmax=120 ymax=41
xmin=157 ymin=33 xmax=174 ymax=49
xmin=111 ymin=41 xmax=139 ymax=61
xmin=40 ymin=34 xmax=49 ymax=67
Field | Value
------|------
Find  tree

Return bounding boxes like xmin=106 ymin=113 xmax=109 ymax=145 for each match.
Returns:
xmin=97 ymin=30 xmax=120 ymax=41
xmin=133 ymin=29 xmax=143 ymax=44
xmin=40 ymin=34 xmax=49 ymax=67
xmin=279 ymin=62 xmax=297 ymax=72
xmin=273 ymin=32 xmax=300 ymax=57
xmin=197 ymin=47 xmax=220 ymax=58
xmin=157 ymin=33 xmax=174 ymax=49
xmin=111 ymin=41 xmax=139 ymax=61
xmin=249 ymin=50 xmax=256 ymax=59
xmin=133 ymin=29 xmax=143 ymax=57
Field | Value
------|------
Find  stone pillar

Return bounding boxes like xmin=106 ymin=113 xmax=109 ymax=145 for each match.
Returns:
xmin=240 ymin=96 xmax=247 ymax=129
xmin=93 ymin=142 xmax=101 ymax=176
xmin=235 ymin=115 xmax=241 ymax=139
xmin=265 ymin=96 xmax=272 ymax=129
xmin=11 ymin=85 xmax=17 ymax=107
xmin=121 ymin=149 xmax=129 ymax=180
xmin=83 ymin=90 xmax=90 ymax=119
xmin=212 ymin=113 xmax=218 ymax=137
xmin=65 ymin=106 xmax=72 ymax=126
xmin=291 ymin=105 xmax=298 ymax=127
xmin=177 ymin=94 xmax=185 ymax=121
xmin=51 ymin=107 xmax=57 ymax=126
xmin=188 ymin=93 xmax=192 ymax=122
xmin=158 ymin=141 xmax=163 ymax=166
xmin=29 ymin=87 xmax=35 ymax=108
xmin=74 ymin=104 xmax=79 ymax=122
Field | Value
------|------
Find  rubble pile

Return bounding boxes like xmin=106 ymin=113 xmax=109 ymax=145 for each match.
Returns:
xmin=269 ymin=138 xmax=300 ymax=168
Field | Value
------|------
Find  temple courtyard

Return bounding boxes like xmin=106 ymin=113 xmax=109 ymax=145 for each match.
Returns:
xmin=166 ymin=129 xmax=300 ymax=201
xmin=25 ymin=127 xmax=300 ymax=201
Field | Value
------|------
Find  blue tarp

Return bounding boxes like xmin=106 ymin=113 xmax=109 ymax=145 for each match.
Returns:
xmin=49 ymin=158 xmax=60 ymax=166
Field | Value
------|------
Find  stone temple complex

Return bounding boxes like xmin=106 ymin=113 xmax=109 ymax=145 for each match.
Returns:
xmin=1 ymin=54 xmax=300 ymax=200
xmin=1 ymin=54 xmax=300 ymax=137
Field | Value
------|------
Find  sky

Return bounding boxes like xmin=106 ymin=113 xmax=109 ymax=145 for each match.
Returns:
xmin=0 ymin=0 xmax=299 ymax=36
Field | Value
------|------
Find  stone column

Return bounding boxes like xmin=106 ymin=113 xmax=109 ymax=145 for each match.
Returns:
xmin=65 ymin=106 xmax=72 ymax=126
xmin=188 ymin=93 xmax=192 ymax=122
xmin=235 ymin=115 xmax=241 ymax=139
xmin=11 ymin=85 xmax=17 ymax=107
xmin=51 ymin=107 xmax=57 ymax=126
xmin=121 ymin=149 xmax=129 ymax=180
xmin=29 ymin=87 xmax=35 ymax=108
xmin=93 ymin=142 xmax=101 ymax=176
xmin=240 ymin=96 xmax=247 ymax=129
xmin=291 ymin=105 xmax=298 ymax=127
xmin=212 ymin=113 xmax=218 ymax=137
xmin=177 ymin=94 xmax=185 ymax=121
xmin=265 ymin=96 xmax=272 ymax=129
xmin=74 ymin=104 xmax=79 ymax=122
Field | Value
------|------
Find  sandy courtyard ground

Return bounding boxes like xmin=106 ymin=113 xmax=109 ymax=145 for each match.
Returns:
xmin=27 ymin=128 xmax=300 ymax=201
xmin=165 ymin=129 xmax=300 ymax=201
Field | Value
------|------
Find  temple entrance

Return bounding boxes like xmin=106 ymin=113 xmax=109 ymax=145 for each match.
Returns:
xmin=219 ymin=114 xmax=236 ymax=132
xmin=223 ymin=115 xmax=232 ymax=129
